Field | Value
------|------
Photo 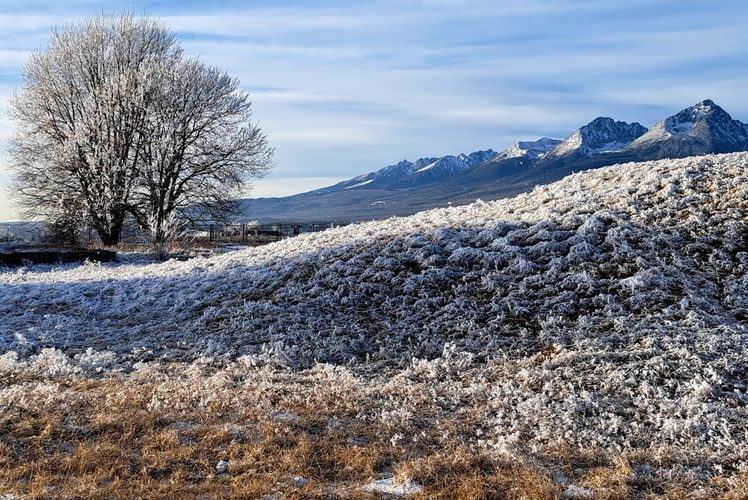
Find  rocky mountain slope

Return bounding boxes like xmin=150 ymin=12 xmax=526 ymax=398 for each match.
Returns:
xmin=623 ymin=99 xmax=748 ymax=159
xmin=535 ymin=117 xmax=647 ymax=169
xmin=386 ymin=150 xmax=497 ymax=189
xmin=461 ymin=137 xmax=562 ymax=179
xmin=314 ymin=150 xmax=497 ymax=194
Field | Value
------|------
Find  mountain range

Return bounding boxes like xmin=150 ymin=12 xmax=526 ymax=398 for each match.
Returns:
xmin=245 ymin=99 xmax=748 ymax=223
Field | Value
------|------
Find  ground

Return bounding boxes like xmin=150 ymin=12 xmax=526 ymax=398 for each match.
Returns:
xmin=2 ymin=153 xmax=748 ymax=498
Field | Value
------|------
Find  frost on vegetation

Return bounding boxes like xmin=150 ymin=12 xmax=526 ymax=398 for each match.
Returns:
xmin=215 ymin=460 xmax=229 ymax=474
xmin=2 ymin=153 xmax=748 ymax=464
xmin=563 ymin=484 xmax=594 ymax=499
xmin=359 ymin=476 xmax=423 ymax=497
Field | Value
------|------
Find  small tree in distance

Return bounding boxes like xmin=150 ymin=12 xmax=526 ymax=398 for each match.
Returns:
xmin=7 ymin=12 xmax=273 ymax=253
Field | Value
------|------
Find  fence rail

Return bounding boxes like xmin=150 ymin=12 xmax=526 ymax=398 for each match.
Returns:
xmin=3 ymin=221 xmax=343 ymax=248
xmin=189 ymin=222 xmax=340 ymax=244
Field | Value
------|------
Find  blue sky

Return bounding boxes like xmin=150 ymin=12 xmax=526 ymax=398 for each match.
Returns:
xmin=2 ymin=0 xmax=748 ymax=221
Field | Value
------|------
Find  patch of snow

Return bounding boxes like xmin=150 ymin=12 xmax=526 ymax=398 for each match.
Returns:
xmin=273 ymin=411 xmax=300 ymax=423
xmin=590 ymin=141 xmax=629 ymax=154
xmin=498 ymin=143 xmax=524 ymax=159
xmin=666 ymin=119 xmax=695 ymax=135
xmin=345 ymin=178 xmax=374 ymax=189
xmin=415 ymin=159 xmax=439 ymax=173
xmin=360 ymin=476 xmax=422 ymax=496
xmin=495 ymin=138 xmax=561 ymax=161
xmin=626 ymin=120 xmax=673 ymax=149
xmin=215 ymin=460 xmax=229 ymax=474
xmin=291 ymin=477 xmax=310 ymax=487
xmin=550 ymin=130 xmax=583 ymax=157
xmin=563 ymin=485 xmax=594 ymax=499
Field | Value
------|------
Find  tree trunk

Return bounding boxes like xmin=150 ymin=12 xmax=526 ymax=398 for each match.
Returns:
xmin=91 ymin=210 xmax=126 ymax=246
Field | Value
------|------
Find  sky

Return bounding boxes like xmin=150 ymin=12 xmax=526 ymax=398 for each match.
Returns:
xmin=1 ymin=0 xmax=748 ymax=222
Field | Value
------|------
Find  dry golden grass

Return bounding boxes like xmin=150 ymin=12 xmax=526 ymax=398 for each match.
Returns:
xmin=1 ymin=363 xmax=747 ymax=499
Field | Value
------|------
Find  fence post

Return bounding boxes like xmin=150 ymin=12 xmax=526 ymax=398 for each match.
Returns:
xmin=209 ymin=224 xmax=215 ymax=242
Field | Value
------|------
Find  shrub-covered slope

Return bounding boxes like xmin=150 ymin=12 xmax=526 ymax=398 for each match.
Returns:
xmin=2 ymin=153 xmax=748 ymax=493
xmin=3 ymin=153 xmax=748 ymax=373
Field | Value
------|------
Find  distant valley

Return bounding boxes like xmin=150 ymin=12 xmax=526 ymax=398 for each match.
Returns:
xmin=245 ymin=99 xmax=748 ymax=223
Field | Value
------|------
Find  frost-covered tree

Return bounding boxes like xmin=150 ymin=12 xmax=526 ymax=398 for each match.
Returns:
xmin=131 ymin=58 xmax=273 ymax=257
xmin=7 ymin=14 xmax=177 ymax=245
xmin=7 ymin=13 xmax=272 ymax=248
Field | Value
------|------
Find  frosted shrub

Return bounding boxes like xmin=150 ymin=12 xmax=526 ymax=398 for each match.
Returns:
xmin=29 ymin=348 xmax=75 ymax=377
xmin=73 ymin=348 xmax=118 ymax=373
xmin=0 ymin=351 xmax=25 ymax=375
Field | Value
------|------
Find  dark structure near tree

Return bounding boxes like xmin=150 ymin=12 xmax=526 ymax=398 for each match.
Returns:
xmin=0 ymin=249 xmax=116 ymax=267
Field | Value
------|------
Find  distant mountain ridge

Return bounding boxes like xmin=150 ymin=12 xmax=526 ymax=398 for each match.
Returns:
xmin=314 ymin=150 xmax=497 ymax=194
xmin=246 ymin=100 xmax=748 ymax=222
xmin=495 ymin=137 xmax=562 ymax=162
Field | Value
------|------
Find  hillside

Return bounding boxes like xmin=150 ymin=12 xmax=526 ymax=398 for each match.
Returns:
xmin=2 ymin=153 xmax=748 ymax=497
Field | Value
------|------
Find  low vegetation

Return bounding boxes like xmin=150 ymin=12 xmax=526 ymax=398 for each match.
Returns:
xmin=2 ymin=360 xmax=746 ymax=498
xmin=2 ymin=153 xmax=748 ymax=497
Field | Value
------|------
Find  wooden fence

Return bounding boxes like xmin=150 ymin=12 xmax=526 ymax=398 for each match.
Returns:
xmin=192 ymin=222 xmax=340 ymax=244
xmin=2 ymin=221 xmax=343 ymax=248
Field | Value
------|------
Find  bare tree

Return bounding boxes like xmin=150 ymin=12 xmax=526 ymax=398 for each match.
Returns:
xmin=8 ymin=14 xmax=179 ymax=245
xmin=7 ymin=13 xmax=272 ymax=250
xmin=131 ymin=58 xmax=273 ymax=258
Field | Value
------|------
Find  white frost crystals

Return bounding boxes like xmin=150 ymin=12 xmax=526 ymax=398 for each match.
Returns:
xmin=2 ymin=152 xmax=748 ymax=472
xmin=359 ymin=476 xmax=423 ymax=497
xmin=215 ymin=460 xmax=229 ymax=475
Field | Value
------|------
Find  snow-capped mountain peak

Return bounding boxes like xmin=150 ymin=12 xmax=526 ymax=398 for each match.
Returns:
xmin=625 ymin=99 xmax=748 ymax=159
xmin=495 ymin=137 xmax=561 ymax=161
xmin=414 ymin=150 xmax=497 ymax=175
xmin=579 ymin=117 xmax=649 ymax=154
xmin=537 ymin=117 xmax=648 ymax=168
xmin=664 ymin=99 xmax=728 ymax=136
xmin=318 ymin=156 xmax=437 ymax=193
